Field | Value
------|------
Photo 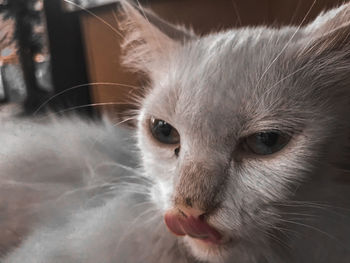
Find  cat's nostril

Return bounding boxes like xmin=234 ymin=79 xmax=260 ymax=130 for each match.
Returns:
xmin=177 ymin=205 xmax=206 ymax=220
xmin=198 ymin=214 xmax=206 ymax=221
xmin=174 ymin=147 xmax=180 ymax=157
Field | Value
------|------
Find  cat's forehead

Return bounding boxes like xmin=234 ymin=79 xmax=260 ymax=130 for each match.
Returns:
xmin=174 ymin=27 xmax=300 ymax=82
xmin=143 ymin=27 xmax=304 ymax=136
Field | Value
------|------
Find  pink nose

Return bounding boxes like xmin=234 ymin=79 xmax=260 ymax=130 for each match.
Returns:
xmin=164 ymin=206 xmax=222 ymax=244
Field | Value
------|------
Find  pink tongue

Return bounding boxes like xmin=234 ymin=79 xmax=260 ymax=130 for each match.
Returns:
xmin=164 ymin=211 xmax=222 ymax=244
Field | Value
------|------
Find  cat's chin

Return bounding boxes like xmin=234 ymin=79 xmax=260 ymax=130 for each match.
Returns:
xmin=183 ymin=235 xmax=237 ymax=263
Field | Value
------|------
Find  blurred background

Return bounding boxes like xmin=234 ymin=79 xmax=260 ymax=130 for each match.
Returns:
xmin=0 ymin=0 xmax=346 ymax=121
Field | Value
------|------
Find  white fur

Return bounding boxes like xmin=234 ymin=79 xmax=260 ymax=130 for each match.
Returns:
xmin=2 ymin=2 xmax=350 ymax=263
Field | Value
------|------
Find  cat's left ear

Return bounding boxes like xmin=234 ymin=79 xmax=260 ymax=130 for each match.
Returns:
xmin=301 ymin=3 xmax=350 ymax=58
xmin=117 ymin=1 xmax=196 ymax=75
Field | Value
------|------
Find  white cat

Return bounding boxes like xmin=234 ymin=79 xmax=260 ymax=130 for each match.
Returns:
xmin=2 ymin=1 xmax=350 ymax=262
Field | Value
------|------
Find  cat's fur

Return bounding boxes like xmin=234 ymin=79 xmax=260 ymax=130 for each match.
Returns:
xmin=1 ymin=1 xmax=350 ymax=262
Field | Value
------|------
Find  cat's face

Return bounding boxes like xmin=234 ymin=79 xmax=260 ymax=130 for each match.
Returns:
xmin=120 ymin=2 xmax=350 ymax=262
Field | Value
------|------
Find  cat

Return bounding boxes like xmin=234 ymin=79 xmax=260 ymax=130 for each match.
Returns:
xmin=1 ymin=1 xmax=350 ymax=262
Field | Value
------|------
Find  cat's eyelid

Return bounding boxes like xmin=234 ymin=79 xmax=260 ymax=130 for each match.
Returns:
xmin=144 ymin=114 xmax=176 ymax=128
xmin=239 ymin=123 xmax=301 ymax=139
xmin=242 ymin=129 xmax=294 ymax=138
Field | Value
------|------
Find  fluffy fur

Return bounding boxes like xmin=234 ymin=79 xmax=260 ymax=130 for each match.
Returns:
xmin=2 ymin=1 xmax=350 ymax=262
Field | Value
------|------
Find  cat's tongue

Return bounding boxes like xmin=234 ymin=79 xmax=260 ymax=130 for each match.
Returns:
xmin=164 ymin=211 xmax=222 ymax=244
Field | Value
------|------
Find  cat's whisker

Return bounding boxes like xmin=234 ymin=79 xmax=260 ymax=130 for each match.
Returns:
xmin=134 ymin=0 xmax=150 ymax=24
xmin=272 ymin=206 xmax=350 ymax=226
xmin=262 ymin=64 xmax=308 ymax=97
xmin=93 ymin=173 xmax=152 ymax=188
xmin=134 ymin=0 xmax=171 ymax=57
xmin=275 ymin=217 xmax=346 ymax=247
xmin=140 ymin=213 xmax=163 ymax=228
xmin=100 ymin=181 xmax=150 ymax=190
xmin=114 ymin=110 xmax=141 ymax=125
xmin=108 ymin=177 xmax=153 ymax=188
xmin=37 ymin=170 xmax=151 ymax=203
xmin=37 ymin=102 xmax=134 ymax=120
xmin=241 ymin=209 xmax=293 ymax=251
xmin=0 ymin=183 xmax=151 ymax=221
xmin=33 ymin=82 xmax=140 ymax=115
xmin=270 ymin=225 xmax=300 ymax=239
xmin=85 ymin=113 xmax=140 ymax=153
xmin=255 ymin=227 xmax=292 ymax=252
xmin=254 ymin=210 xmax=311 ymax=241
xmin=271 ymin=211 xmax=318 ymax=219
xmin=114 ymin=207 xmax=161 ymax=254
xmin=129 ymin=200 xmax=156 ymax=209
xmin=231 ymin=0 xmax=242 ymax=27
xmin=274 ymin=201 xmax=350 ymax=215
xmin=121 ymin=107 xmax=142 ymax=114
xmin=110 ymin=116 xmax=139 ymax=125
xmin=58 ymin=0 xmax=154 ymax=111
xmin=94 ymin=161 xmax=144 ymax=176
xmin=112 ymin=116 xmax=138 ymax=127
xmin=62 ymin=0 xmax=125 ymax=39
xmin=261 ymin=210 xmax=318 ymax=226
xmin=264 ymin=206 xmax=348 ymax=245
xmin=94 ymin=161 xmax=139 ymax=172
xmin=52 ymin=185 xmax=141 ymax=203
xmin=289 ymin=0 xmax=303 ymax=26
xmin=127 ymin=203 xmax=164 ymax=226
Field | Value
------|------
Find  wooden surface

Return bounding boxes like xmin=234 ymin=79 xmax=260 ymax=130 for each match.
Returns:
xmin=80 ymin=0 xmax=344 ymax=119
xmin=81 ymin=7 xmax=140 ymax=120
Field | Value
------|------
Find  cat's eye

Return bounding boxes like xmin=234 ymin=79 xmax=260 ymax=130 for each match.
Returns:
xmin=245 ymin=131 xmax=290 ymax=155
xmin=149 ymin=117 xmax=180 ymax=145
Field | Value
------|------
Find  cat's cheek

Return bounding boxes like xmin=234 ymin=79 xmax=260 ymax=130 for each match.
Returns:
xmin=137 ymin=129 xmax=178 ymax=211
xmin=142 ymin=150 xmax=176 ymax=208
xmin=150 ymin=179 xmax=174 ymax=212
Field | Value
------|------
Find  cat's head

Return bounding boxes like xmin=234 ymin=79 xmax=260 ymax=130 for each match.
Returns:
xmin=118 ymin=2 xmax=350 ymax=262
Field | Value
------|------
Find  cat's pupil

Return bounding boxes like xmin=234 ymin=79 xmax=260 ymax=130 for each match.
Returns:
xmin=155 ymin=120 xmax=171 ymax=135
xmin=150 ymin=117 xmax=180 ymax=145
xmin=257 ymin=132 xmax=279 ymax=147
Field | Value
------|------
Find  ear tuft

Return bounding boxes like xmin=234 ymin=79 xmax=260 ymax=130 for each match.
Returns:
xmin=305 ymin=4 xmax=349 ymax=34
xmin=116 ymin=1 xmax=196 ymax=75
xmin=301 ymin=3 xmax=350 ymax=57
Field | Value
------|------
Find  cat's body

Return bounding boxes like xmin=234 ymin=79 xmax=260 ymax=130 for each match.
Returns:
xmin=2 ymin=1 xmax=350 ymax=262
xmin=0 ymin=118 xmax=192 ymax=263
xmin=0 ymin=118 xmax=138 ymax=254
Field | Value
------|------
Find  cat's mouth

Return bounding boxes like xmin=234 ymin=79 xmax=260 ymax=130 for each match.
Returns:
xmin=164 ymin=210 xmax=224 ymax=245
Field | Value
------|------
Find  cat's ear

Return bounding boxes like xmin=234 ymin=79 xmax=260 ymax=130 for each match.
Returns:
xmin=300 ymin=3 xmax=350 ymax=58
xmin=117 ymin=1 xmax=196 ymax=74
